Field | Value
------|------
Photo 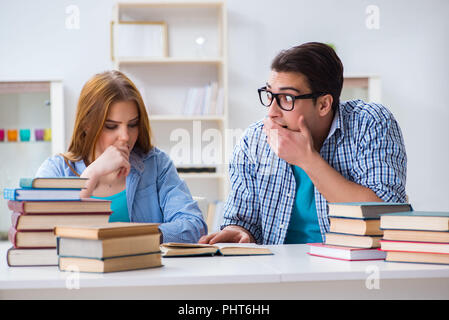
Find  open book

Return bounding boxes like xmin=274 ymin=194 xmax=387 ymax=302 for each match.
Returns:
xmin=160 ymin=242 xmax=273 ymax=257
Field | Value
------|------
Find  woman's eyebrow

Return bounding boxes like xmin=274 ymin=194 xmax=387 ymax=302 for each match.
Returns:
xmin=105 ymin=116 xmax=139 ymax=124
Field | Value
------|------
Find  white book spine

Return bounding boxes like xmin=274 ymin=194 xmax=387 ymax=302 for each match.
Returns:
xmin=215 ymin=87 xmax=224 ymax=115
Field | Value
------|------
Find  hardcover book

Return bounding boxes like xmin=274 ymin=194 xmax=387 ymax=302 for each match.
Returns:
xmin=307 ymin=243 xmax=386 ymax=261
xmin=7 ymin=247 xmax=58 ymax=267
xmin=19 ymin=177 xmax=88 ymax=189
xmin=380 ymin=240 xmax=449 ymax=254
xmin=380 ymin=211 xmax=449 ymax=231
xmin=11 ymin=212 xmax=111 ymax=231
xmin=328 ymin=202 xmax=412 ymax=219
xmin=382 ymin=229 xmax=449 ymax=243
xmin=57 ymin=233 xmax=161 ymax=259
xmin=324 ymin=232 xmax=382 ymax=248
xmin=54 ymin=222 xmax=160 ymax=240
xmin=329 ymin=217 xmax=382 ymax=236
xmin=58 ymin=252 xmax=162 ymax=273
xmin=385 ymin=250 xmax=449 ymax=265
xmin=9 ymin=227 xmax=56 ymax=248
xmin=4 ymin=188 xmax=81 ymax=201
xmin=8 ymin=199 xmax=111 ymax=214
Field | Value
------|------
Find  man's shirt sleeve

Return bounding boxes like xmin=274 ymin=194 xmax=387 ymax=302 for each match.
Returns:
xmin=221 ymin=131 xmax=264 ymax=244
xmin=351 ymin=112 xmax=407 ymax=202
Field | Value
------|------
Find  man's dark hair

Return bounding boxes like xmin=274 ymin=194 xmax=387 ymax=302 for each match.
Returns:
xmin=271 ymin=42 xmax=344 ymax=111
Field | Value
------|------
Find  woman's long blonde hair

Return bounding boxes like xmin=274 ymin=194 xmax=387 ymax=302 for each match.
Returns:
xmin=62 ymin=70 xmax=153 ymax=174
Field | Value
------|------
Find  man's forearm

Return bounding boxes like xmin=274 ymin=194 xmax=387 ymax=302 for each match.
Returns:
xmin=303 ymin=151 xmax=383 ymax=203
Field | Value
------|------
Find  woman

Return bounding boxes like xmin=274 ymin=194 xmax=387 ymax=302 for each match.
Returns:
xmin=36 ymin=70 xmax=207 ymax=243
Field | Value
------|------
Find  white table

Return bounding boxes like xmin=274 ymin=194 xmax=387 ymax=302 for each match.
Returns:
xmin=1 ymin=241 xmax=449 ymax=299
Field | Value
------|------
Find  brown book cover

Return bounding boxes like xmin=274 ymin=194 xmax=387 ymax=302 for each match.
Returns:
xmin=19 ymin=177 xmax=88 ymax=189
xmin=380 ymin=211 xmax=449 ymax=231
xmin=11 ymin=211 xmax=111 ymax=231
xmin=383 ymin=229 xmax=449 ymax=243
xmin=54 ymin=222 xmax=160 ymax=240
xmin=8 ymin=198 xmax=111 ymax=214
xmin=385 ymin=250 xmax=449 ymax=265
xmin=58 ymin=252 xmax=162 ymax=273
xmin=57 ymin=233 xmax=161 ymax=259
xmin=329 ymin=217 xmax=382 ymax=236
xmin=325 ymin=232 xmax=382 ymax=248
xmin=8 ymin=227 xmax=56 ymax=248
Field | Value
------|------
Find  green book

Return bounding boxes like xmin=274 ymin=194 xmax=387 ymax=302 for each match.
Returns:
xmin=380 ymin=211 xmax=449 ymax=231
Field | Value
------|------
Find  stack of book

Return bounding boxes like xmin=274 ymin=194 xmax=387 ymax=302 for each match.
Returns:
xmin=55 ymin=222 xmax=162 ymax=273
xmin=4 ymin=177 xmax=112 ymax=267
xmin=380 ymin=211 xmax=449 ymax=265
xmin=308 ymin=202 xmax=412 ymax=261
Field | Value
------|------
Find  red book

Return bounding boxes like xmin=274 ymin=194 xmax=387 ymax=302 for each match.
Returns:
xmin=7 ymin=198 xmax=111 ymax=214
xmin=8 ymin=227 xmax=56 ymax=248
xmin=10 ymin=211 xmax=111 ymax=231
xmin=307 ymin=243 xmax=386 ymax=261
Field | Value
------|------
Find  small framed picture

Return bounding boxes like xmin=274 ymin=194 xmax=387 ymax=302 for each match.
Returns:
xmin=111 ymin=21 xmax=168 ymax=60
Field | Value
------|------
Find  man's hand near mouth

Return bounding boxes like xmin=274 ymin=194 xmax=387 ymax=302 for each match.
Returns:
xmin=262 ymin=116 xmax=316 ymax=171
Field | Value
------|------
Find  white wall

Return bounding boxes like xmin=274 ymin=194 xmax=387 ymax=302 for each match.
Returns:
xmin=226 ymin=0 xmax=449 ymax=211
xmin=1 ymin=0 xmax=448 ymax=212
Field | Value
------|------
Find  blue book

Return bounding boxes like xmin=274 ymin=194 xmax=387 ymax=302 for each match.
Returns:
xmin=3 ymin=188 xmax=81 ymax=201
xmin=19 ymin=177 xmax=87 ymax=190
xmin=380 ymin=211 xmax=449 ymax=231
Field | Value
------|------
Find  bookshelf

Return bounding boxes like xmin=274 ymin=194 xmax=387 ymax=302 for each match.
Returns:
xmin=342 ymin=75 xmax=382 ymax=103
xmin=111 ymin=1 xmax=229 ymax=203
xmin=0 ymin=80 xmax=65 ymax=235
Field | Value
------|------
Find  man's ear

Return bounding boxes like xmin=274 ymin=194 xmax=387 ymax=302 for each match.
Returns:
xmin=317 ymin=94 xmax=333 ymax=117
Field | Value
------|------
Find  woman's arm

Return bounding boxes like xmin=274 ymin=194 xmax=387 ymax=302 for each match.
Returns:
xmin=155 ymin=152 xmax=208 ymax=243
xmin=35 ymin=156 xmax=66 ymax=178
xmin=79 ymin=141 xmax=131 ymax=197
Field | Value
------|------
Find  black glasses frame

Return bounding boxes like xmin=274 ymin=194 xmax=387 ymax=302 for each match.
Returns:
xmin=258 ymin=86 xmax=327 ymax=111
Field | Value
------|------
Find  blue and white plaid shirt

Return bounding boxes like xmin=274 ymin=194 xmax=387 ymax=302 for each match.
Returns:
xmin=222 ymin=100 xmax=407 ymax=244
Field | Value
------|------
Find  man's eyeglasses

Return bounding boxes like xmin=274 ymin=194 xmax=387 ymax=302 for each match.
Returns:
xmin=258 ymin=86 xmax=326 ymax=111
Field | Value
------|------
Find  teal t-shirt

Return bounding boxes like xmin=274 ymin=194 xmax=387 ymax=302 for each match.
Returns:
xmin=284 ymin=166 xmax=322 ymax=244
xmin=91 ymin=189 xmax=130 ymax=222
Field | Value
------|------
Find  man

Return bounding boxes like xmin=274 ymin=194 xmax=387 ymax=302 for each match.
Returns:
xmin=199 ymin=42 xmax=407 ymax=245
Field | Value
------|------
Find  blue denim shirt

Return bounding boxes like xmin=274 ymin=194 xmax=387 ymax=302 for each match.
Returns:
xmin=35 ymin=147 xmax=208 ymax=243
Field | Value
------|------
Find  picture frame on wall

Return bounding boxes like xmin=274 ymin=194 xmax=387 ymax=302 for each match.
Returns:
xmin=111 ymin=21 xmax=168 ymax=60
